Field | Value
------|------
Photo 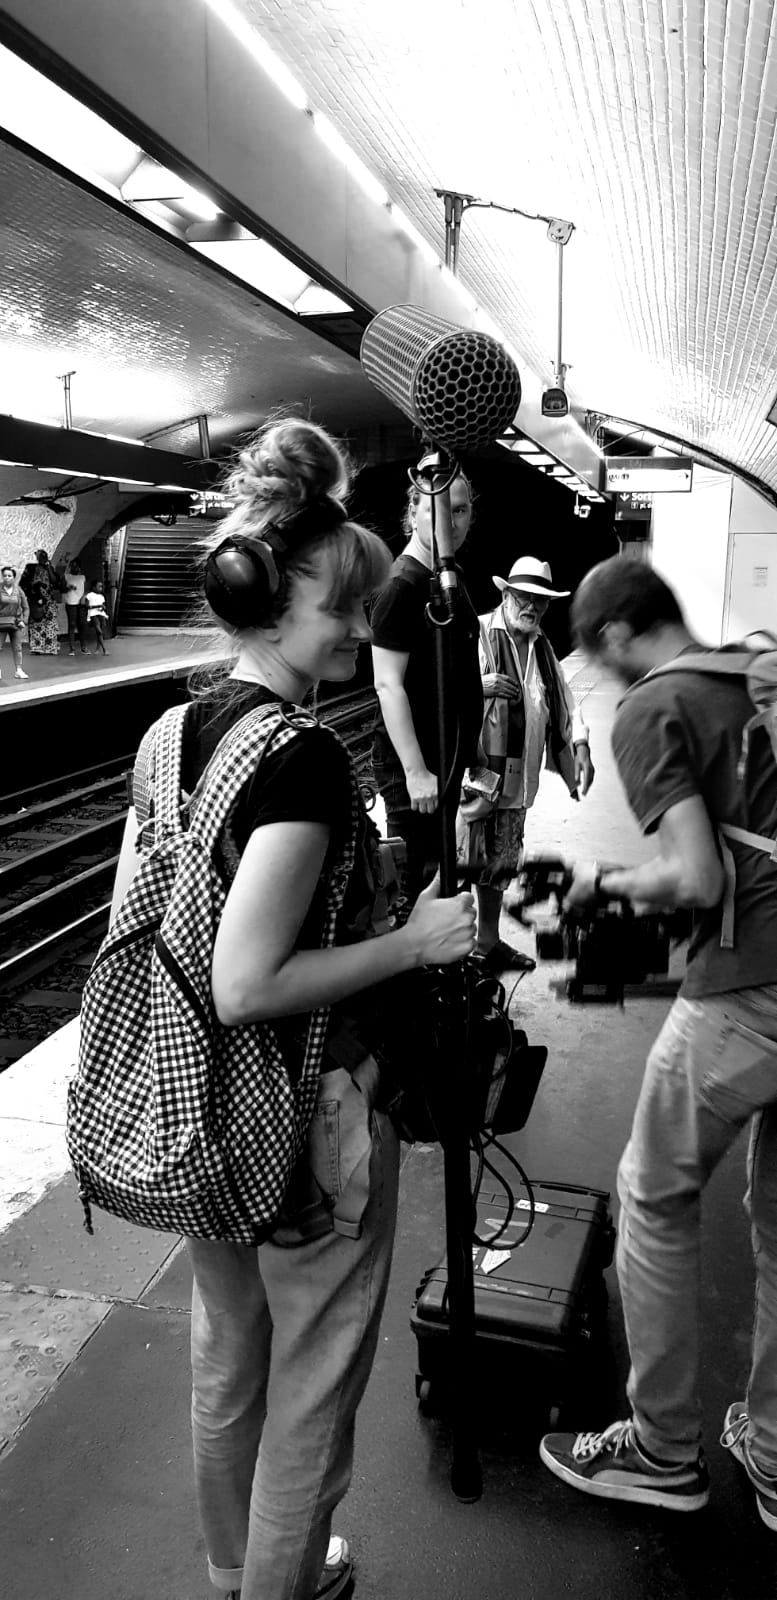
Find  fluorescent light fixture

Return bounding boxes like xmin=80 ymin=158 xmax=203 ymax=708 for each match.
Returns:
xmin=191 ymin=236 xmax=310 ymax=309
xmin=294 ymin=285 xmax=353 ymax=316
xmin=0 ymin=43 xmax=136 ymax=197
xmin=549 ymin=466 xmax=573 ymax=477
xmin=79 ymin=428 xmax=147 ymax=446
xmin=37 ymin=466 xmax=97 ymax=478
xmin=510 ymin=439 xmax=542 ymax=454
xmin=529 ymin=453 xmax=555 ymax=466
xmin=314 ymin=113 xmax=389 ymax=206
xmin=190 ymin=233 xmax=352 ymax=316
xmin=100 ymin=476 xmax=156 ymax=487
xmin=0 ymin=457 xmax=35 ymax=468
xmin=203 ymin=0 xmax=308 ymax=108
xmin=122 ymin=159 xmax=220 ymax=221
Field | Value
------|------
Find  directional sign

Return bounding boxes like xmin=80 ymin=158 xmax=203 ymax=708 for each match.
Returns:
xmin=604 ymin=455 xmax=693 ymax=494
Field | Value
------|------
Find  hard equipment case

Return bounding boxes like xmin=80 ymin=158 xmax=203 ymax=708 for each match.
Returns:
xmin=411 ymin=1180 xmax=615 ymax=1422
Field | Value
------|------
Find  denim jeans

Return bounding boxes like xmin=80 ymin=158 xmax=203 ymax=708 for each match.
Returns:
xmin=0 ymin=626 xmax=23 ymax=669
xmin=186 ymin=1068 xmax=400 ymax=1600
xmin=617 ymin=984 xmax=777 ymax=1470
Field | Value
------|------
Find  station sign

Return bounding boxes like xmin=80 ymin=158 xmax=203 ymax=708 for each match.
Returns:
xmin=614 ymin=491 xmax=652 ymax=522
xmin=190 ymin=490 xmax=232 ymax=516
xmin=603 ymin=455 xmax=693 ymax=494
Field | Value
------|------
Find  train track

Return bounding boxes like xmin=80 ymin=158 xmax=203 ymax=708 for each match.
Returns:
xmin=0 ymin=688 xmax=380 ymax=1072
xmin=0 ymin=755 xmax=132 ymax=1070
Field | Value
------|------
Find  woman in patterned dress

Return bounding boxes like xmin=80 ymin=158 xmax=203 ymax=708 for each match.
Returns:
xmin=21 ymin=548 xmax=61 ymax=654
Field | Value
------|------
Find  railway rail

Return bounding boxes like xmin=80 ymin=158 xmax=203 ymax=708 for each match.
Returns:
xmin=0 ymin=686 xmax=379 ymax=1072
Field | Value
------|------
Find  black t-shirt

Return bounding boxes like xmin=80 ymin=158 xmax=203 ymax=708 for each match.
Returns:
xmin=181 ymin=683 xmax=383 ymax=1067
xmin=182 ymin=683 xmax=372 ymax=947
xmin=613 ymin=658 xmax=777 ymax=997
xmin=370 ymin=553 xmax=484 ymax=777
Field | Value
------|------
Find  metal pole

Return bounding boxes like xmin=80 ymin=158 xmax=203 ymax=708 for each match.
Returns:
xmin=57 ymin=371 xmax=75 ymax=429
xmin=427 ymin=478 xmax=482 ymax=1503
xmin=197 ymin=414 xmax=211 ymax=459
xmin=556 ymin=242 xmax=564 ymax=384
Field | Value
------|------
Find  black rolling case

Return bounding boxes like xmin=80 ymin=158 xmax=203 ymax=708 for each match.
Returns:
xmin=411 ymin=1181 xmax=615 ymax=1423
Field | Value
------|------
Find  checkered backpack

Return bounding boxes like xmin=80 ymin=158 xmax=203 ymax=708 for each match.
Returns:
xmin=67 ymin=699 xmax=356 ymax=1243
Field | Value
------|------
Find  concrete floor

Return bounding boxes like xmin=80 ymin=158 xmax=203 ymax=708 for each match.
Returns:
xmin=1 ymin=660 xmax=776 ymax=1599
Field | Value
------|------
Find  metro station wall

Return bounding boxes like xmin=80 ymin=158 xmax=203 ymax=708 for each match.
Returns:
xmin=650 ymin=467 xmax=733 ymax=644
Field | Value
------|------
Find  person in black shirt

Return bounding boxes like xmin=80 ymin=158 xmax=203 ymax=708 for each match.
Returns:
xmin=371 ymin=469 xmax=483 ymax=903
xmin=112 ymin=418 xmax=476 ymax=1600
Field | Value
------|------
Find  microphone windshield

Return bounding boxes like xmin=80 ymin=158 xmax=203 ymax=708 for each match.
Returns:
xmin=360 ymin=304 xmax=521 ymax=454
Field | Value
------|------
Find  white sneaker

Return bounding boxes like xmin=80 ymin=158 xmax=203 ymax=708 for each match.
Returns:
xmin=722 ymin=1401 xmax=777 ymax=1530
xmin=15 ymin=668 xmax=29 ymax=680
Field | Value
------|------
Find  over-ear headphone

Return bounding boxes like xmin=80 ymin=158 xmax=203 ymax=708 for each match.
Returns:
xmin=204 ymin=498 xmax=347 ymax=628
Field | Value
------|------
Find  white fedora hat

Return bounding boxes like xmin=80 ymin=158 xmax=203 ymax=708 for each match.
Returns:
xmin=492 ymin=555 xmax=570 ymax=599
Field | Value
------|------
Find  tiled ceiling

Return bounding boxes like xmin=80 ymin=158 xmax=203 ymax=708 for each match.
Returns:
xmin=0 ymin=141 xmax=395 ymax=453
xmin=243 ymin=0 xmax=777 ymax=493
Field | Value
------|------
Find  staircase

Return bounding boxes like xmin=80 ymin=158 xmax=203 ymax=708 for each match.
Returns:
xmin=117 ymin=519 xmax=203 ymax=630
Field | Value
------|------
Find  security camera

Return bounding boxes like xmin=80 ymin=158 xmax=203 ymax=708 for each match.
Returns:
xmin=573 ymin=497 xmax=591 ymax=519
xmin=541 ymin=386 xmax=569 ymax=418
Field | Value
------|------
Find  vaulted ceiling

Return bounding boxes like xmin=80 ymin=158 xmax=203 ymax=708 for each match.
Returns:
xmin=243 ymin=0 xmax=777 ymax=493
xmin=2 ymin=0 xmax=777 ymax=501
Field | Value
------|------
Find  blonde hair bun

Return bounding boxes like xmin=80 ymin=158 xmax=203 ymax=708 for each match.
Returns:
xmin=225 ymin=417 xmax=350 ymax=527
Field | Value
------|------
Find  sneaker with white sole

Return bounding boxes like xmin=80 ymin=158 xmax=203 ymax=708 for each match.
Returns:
xmin=223 ymin=1535 xmax=352 ymax=1600
xmin=15 ymin=668 xmax=29 ymax=680
xmin=540 ymin=1418 xmax=710 ymax=1510
xmin=721 ymin=1401 xmax=777 ymax=1530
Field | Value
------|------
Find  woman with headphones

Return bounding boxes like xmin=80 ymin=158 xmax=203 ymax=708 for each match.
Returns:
xmin=112 ymin=418 xmax=475 ymax=1600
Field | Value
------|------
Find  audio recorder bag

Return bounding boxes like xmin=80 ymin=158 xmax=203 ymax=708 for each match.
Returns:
xmin=411 ymin=1181 xmax=615 ymax=1423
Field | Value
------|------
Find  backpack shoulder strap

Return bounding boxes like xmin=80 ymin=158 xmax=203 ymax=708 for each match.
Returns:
xmin=132 ymin=704 xmax=190 ymax=838
xmin=187 ymin=702 xmax=317 ymax=855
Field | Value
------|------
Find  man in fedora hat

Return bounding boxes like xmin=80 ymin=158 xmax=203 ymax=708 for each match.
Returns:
xmin=458 ymin=555 xmax=595 ymax=971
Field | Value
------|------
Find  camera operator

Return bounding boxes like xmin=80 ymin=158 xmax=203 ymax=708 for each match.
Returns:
xmin=539 ymin=557 xmax=777 ymax=1528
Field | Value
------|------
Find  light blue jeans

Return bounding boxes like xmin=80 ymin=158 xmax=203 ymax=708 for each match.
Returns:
xmin=186 ymin=1065 xmax=400 ymax=1600
xmin=617 ymin=984 xmax=777 ymax=1471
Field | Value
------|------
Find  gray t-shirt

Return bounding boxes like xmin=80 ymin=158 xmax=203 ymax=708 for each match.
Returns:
xmin=612 ymin=655 xmax=777 ymax=998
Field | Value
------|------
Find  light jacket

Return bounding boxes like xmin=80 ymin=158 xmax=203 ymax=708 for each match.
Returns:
xmin=0 ymin=581 xmax=29 ymax=630
xmin=473 ymin=605 xmax=589 ymax=811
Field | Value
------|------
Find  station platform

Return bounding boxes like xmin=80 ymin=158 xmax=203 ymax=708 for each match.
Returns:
xmin=1 ymin=659 xmax=774 ymax=1600
xmin=0 ymin=631 xmax=222 ymax=710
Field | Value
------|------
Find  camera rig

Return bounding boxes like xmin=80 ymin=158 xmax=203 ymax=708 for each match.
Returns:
xmin=507 ymin=856 xmax=691 ymax=1005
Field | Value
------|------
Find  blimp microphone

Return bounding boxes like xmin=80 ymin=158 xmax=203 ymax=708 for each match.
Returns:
xmin=359 ymin=303 xmax=521 ymax=456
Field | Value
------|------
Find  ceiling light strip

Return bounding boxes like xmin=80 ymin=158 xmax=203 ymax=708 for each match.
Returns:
xmin=202 ymin=0 xmax=309 ymax=108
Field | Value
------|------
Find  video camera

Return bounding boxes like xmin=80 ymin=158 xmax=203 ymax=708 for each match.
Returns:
xmin=507 ymin=856 xmax=691 ymax=1005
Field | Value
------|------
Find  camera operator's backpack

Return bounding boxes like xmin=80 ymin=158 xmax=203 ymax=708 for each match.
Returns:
xmin=67 ymin=700 xmax=356 ymax=1243
xmin=650 ymin=631 xmax=777 ymax=947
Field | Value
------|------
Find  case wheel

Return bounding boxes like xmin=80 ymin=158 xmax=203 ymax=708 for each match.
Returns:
xmin=415 ymin=1376 xmax=436 ymax=1416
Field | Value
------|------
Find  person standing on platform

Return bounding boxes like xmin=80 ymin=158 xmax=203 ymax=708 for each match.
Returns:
xmin=540 ymin=557 xmax=777 ymax=1527
xmin=20 ymin=548 xmax=61 ymax=655
xmin=62 ymin=556 xmax=88 ymax=656
xmin=111 ymin=417 xmax=476 ymax=1600
xmin=84 ymin=580 xmax=110 ymax=655
xmin=370 ymin=470 xmax=483 ymax=907
xmin=0 ymin=565 xmax=29 ymax=681
xmin=457 ymin=555 xmax=594 ymax=972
